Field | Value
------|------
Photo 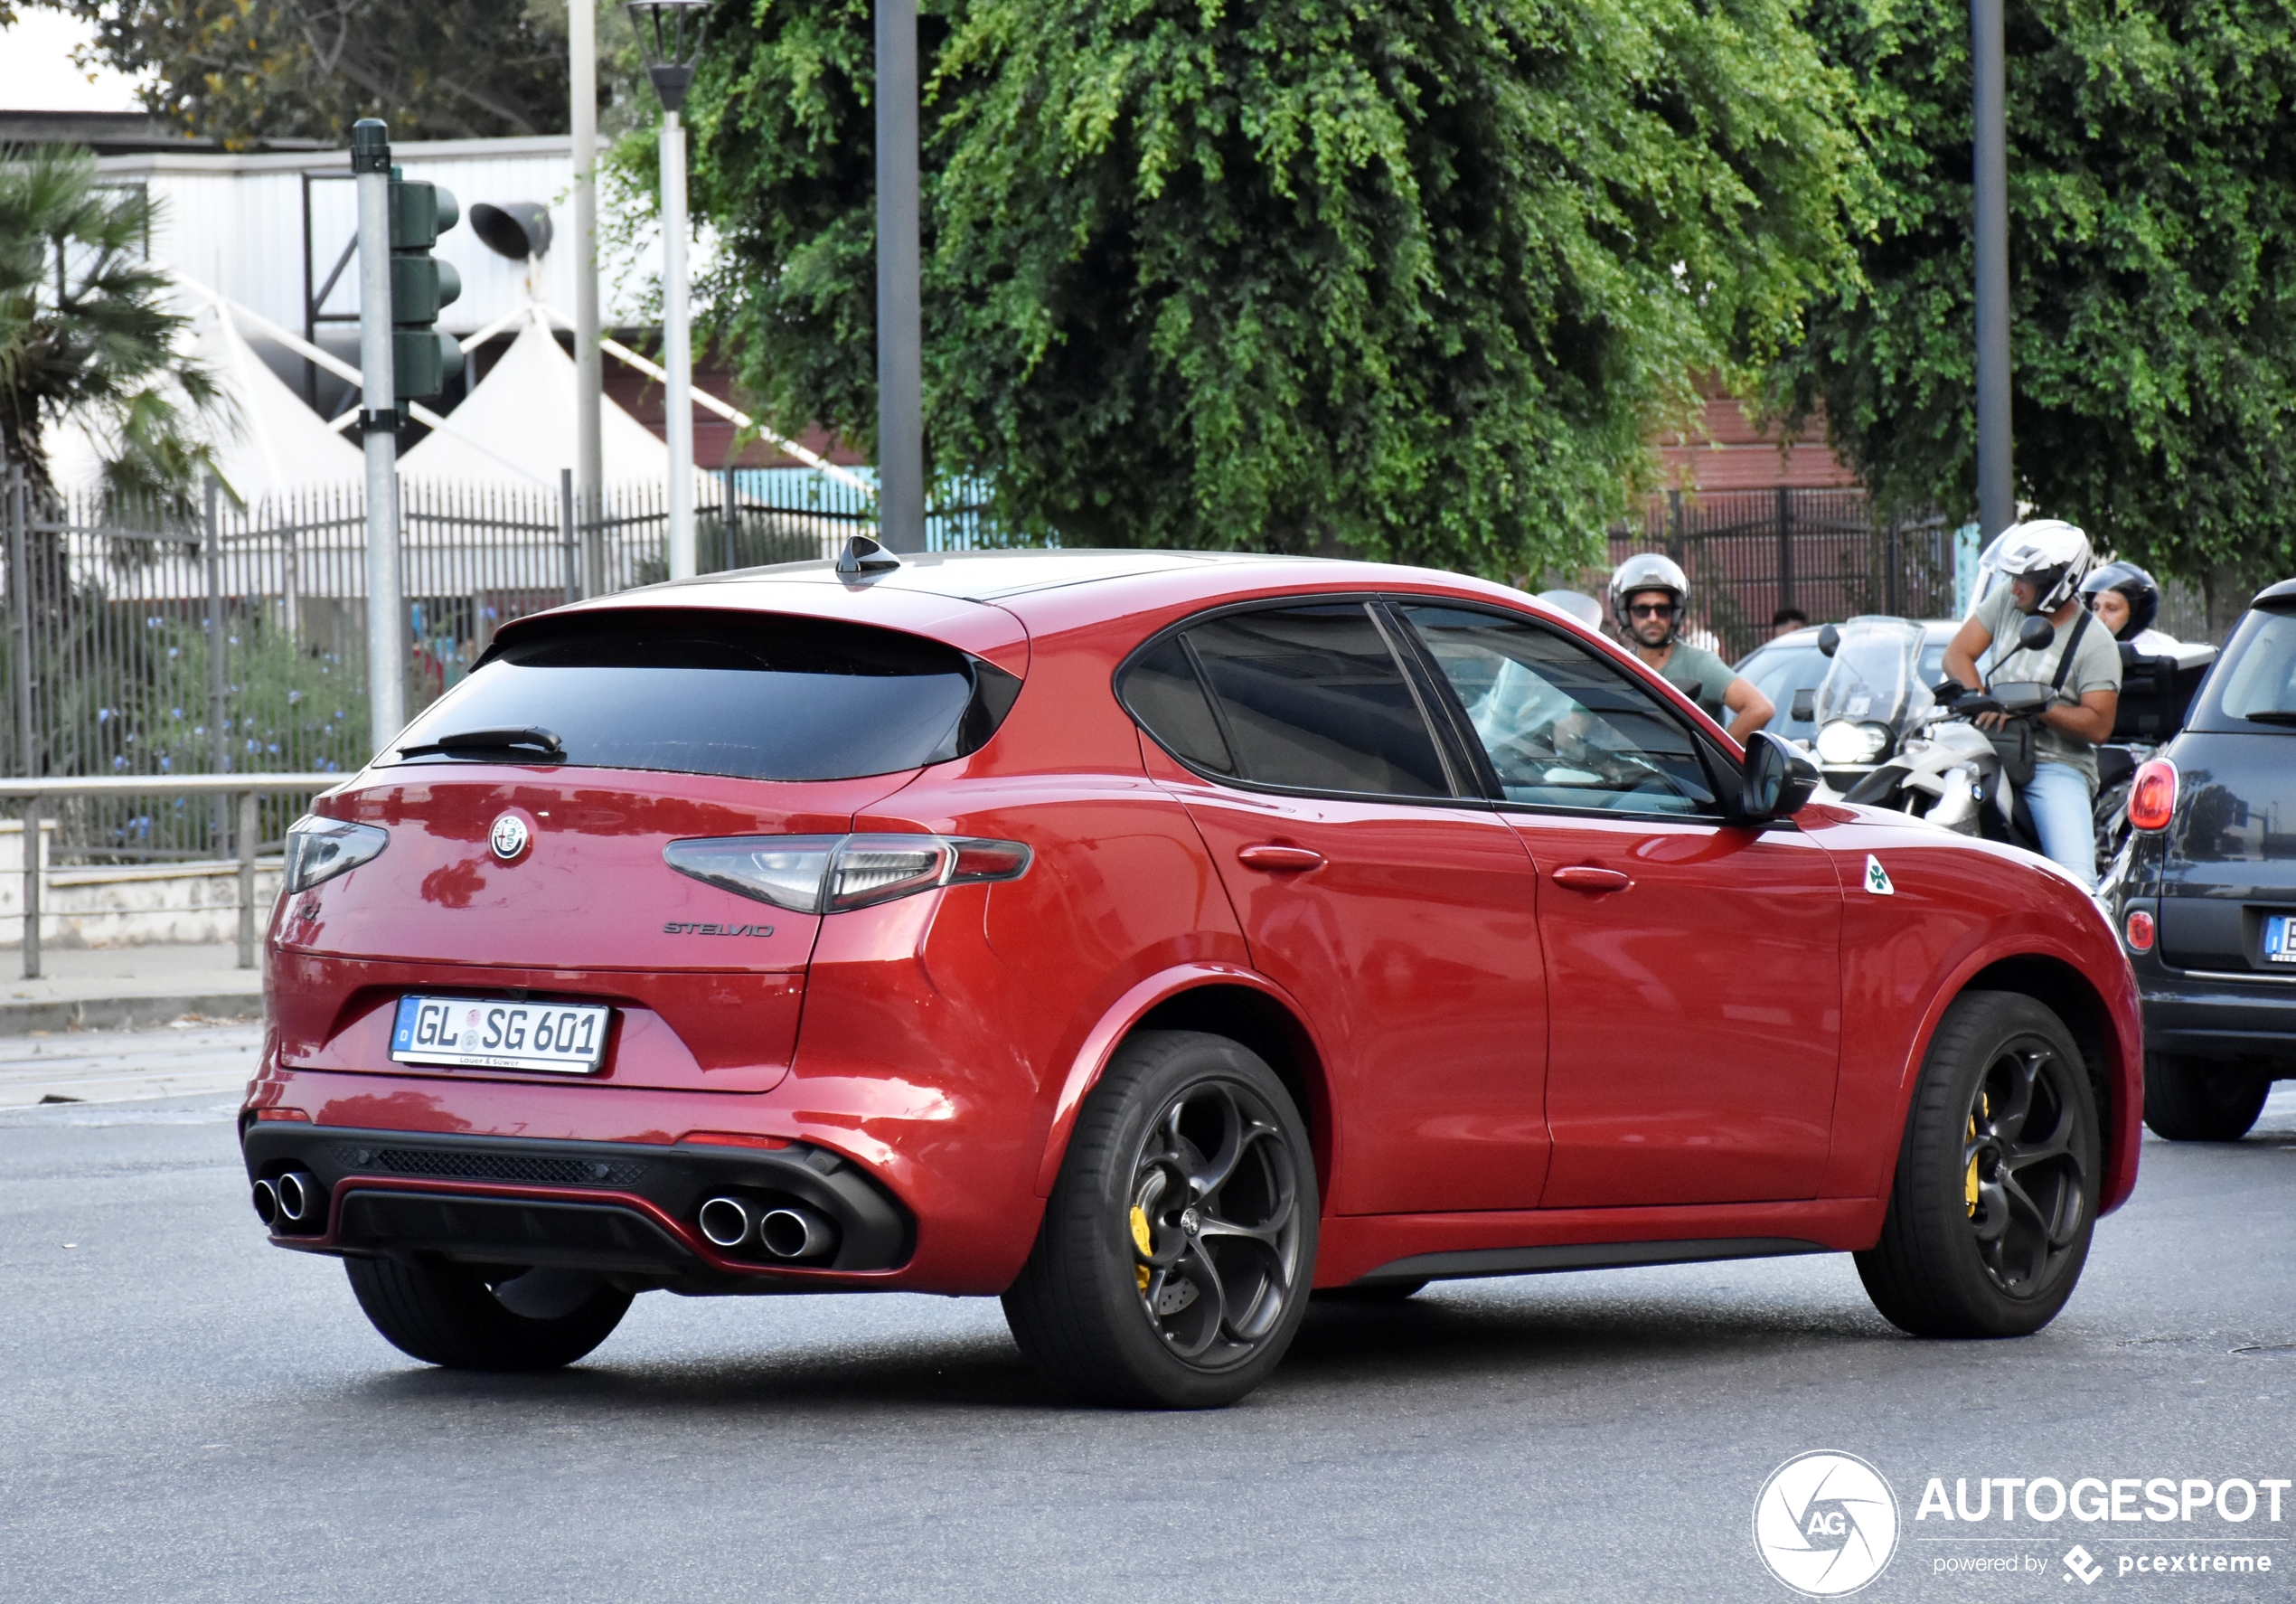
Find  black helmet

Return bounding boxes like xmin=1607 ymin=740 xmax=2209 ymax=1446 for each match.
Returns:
xmin=2079 ymin=560 xmax=2160 ymax=640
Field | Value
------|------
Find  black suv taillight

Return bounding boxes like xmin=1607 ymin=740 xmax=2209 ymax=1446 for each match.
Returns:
xmin=662 ymin=834 xmax=1030 ymax=914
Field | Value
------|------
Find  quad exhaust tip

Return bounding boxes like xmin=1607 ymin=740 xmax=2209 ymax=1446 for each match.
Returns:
xmin=250 ymin=1177 xmax=280 ymax=1227
xmin=275 ymin=1170 xmax=323 ymax=1225
xmin=696 ymin=1194 xmax=839 ymax=1260
xmin=697 ymin=1195 xmax=752 ymax=1249
xmin=760 ymin=1204 xmax=835 ymax=1260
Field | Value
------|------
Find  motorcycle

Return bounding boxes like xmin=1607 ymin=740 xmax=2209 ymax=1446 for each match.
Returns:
xmin=1808 ymin=613 xmax=2059 ymax=854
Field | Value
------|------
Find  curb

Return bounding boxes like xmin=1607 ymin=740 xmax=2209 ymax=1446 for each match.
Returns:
xmin=0 ymin=992 xmax=265 ymax=1037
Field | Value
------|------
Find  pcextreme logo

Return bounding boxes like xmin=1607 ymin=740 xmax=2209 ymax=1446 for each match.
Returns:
xmin=1754 ymin=1451 xmax=1902 ymax=1597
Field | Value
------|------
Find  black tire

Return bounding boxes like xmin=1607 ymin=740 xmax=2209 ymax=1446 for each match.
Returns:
xmin=2144 ymin=1055 xmax=2269 ymax=1142
xmin=344 ymin=1257 xmax=632 ymax=1370
xmin=1002 ymin=1030 xmax=1317 ymax=1408
xmin=1856 ymin=991 xmax=2100 ymax=1339
xmin=1313 ymin=1279 xmax=1428 ymax=1304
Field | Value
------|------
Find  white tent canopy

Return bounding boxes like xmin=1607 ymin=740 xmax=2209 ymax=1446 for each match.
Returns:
xmin=396 ymin=313 xmax=673 ymax=487
xmin=45 ymin=294 xmax=365 ymax=501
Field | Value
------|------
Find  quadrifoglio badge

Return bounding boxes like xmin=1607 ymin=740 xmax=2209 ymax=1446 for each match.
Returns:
xmin=1755 ymin=1454 xmax=2291 ymax=1594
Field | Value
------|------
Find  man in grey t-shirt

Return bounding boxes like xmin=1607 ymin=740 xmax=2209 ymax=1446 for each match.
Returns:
xmin=1607 ymin=553 xmax=1774 ymax=741
xmin=1943 ymin=520 xmax=2122 ymax=882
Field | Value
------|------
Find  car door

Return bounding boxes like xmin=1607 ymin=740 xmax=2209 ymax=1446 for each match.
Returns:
xmin=1395 ymin=602 xmax=1844 ymax=1209
xmin=1118 ymin=599 xmax=1551 ymax=1215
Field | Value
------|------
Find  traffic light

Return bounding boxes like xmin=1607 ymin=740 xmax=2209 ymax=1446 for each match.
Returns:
xmin=389 ymin=175 xmax=463 ymax=399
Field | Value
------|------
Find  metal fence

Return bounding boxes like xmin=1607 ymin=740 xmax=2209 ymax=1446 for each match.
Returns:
xmin=1606 ymin=488 xmax=2221 ymax=658
xmin=1609 ymin=489 xmax=1960 ymax=662
xmin=0 ymin=464 xmax=1005 ymax=862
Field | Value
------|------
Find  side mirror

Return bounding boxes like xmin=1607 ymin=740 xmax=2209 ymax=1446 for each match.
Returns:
xmin=1789 ymin=687 xmax=1816 ymax=722
xmin=2018 ymin=613 xmax=2056 ymax=653
xmin=1738 ymin=730 xmax=1822 ymax=823
xmin=1816 ymin=624 xmax=1840 ymax=658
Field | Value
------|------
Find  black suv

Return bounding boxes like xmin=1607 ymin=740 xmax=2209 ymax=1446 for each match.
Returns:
xmin=2109 ymin=576 xmax=2296 ymax=1139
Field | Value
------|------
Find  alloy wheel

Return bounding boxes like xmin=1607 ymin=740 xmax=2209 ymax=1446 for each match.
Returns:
xmin=1963 ymin=1039 xmax=2090 ymax=1295
xmin=1124 ymin=1080 xmax=1303 ymax=1371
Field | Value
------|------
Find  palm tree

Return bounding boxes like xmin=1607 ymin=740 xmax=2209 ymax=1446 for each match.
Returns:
xmin=0 ymin=140 xmax=222 ymax=505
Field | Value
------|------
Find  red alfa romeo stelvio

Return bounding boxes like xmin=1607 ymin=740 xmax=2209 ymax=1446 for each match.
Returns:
xmin=240 ymin=544 xmax=2142 ymax=1407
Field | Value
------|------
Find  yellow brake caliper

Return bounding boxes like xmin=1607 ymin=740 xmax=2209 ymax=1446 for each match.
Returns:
xmin=1131 ymin=1205 xmax=1153 ymax=1293
xmin=1965 ymin=1095 xmax=1987 ymax=1216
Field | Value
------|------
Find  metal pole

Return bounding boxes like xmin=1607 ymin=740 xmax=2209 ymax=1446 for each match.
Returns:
xmin=1972 ymin=0 xmax=2014 ymax=539
xmin=875 ymin=0 xmax=925 ymax=552
xmin=1775 ymin=486 xmax=1793 ymax=612
xmin=560 ymin=467 xmax=579 ymax=605
xmin=662 ymin=111 xmax=696 ymax=580
xmin=203 ymin=476 xmax=229 ymax=854
xmin=353 ymin=119 xmax=407 ymax=755
xmin=571 ymin=0 xmax=604 ymax=588
xmin=20 ymin=807 xmax=38 ymax=981
xmin=6 ymin=464 xmax=30 ymax=777
xmin=721 ymin=467 xmax=736 ymax=571
xmin=236 ymin=788 xmax=258 ymax=969
xmin=204 ymin=476 xmax=225 ymax=776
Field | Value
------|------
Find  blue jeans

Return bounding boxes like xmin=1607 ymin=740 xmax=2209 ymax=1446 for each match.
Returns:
xmin=2024 ymin=760 xmax=2096 ymax=885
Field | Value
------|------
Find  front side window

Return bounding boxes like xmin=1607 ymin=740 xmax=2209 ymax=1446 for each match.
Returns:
xmin=1117 ymin=603 xmax=1454 ymax=797
xmin=1399 ymin=604 xmax=1720 ymax=815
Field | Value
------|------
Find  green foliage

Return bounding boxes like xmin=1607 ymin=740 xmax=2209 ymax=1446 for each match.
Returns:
xmin=0 ymin=143 xmax=221 ymax=504
xmin=671 ymin=0 xmax=1858 ymax=576
xmin=1781 ymin=0 xmax=2296 ymax=595
xmin=26 ymin=0 xmax=583 ymax=146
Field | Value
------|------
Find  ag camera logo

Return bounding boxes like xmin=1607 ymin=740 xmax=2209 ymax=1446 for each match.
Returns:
xmin=1754 ymin=1451 xmax=1900 ymax=1597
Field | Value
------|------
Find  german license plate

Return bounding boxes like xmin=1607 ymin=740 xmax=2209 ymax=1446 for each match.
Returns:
xmin=391 ymin=995 xmax=612 ymax=1073
xmin=2267 ymin=914 xmax=2296 ymax=965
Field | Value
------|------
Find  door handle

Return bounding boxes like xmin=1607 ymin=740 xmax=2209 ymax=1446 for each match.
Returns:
xmin=1551 ymin=865 xmax=1632 ymax=893
xmin=1237 ymin=844 xmax=1325 ymax=873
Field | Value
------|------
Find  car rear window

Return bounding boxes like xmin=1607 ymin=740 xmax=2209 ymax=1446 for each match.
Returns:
xmin=384 ymin=609 xmax=1020 ymax=781
xmin=2195 ymin=607 xmax=2296 ymax=731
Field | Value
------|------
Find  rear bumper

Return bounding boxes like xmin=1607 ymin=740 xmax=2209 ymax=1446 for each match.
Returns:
xmin=2132 ymin=956 xmax=2296 ymax=1071
xmin=240 ymin=1122 xmax=915 ymax=1293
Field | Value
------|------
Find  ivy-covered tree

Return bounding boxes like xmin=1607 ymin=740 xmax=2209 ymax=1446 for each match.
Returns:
xmin=672 ymin=0 xmax=1858 ymax=573
xmin=1781 ymin=0 xmax=2296 ymax=628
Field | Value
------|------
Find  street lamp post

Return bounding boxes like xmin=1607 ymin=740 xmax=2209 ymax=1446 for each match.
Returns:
xmin=1971 ymin=0 xmax=2013 ymax=539
xmin=627 ymin=0 xmax=711 ymax=580
xmin=875 ymin=0 xmax=924 ymax=553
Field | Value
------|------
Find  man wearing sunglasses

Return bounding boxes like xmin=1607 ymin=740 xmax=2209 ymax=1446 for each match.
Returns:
xmin=1605 ymin=552 xmax=1774 ymax=742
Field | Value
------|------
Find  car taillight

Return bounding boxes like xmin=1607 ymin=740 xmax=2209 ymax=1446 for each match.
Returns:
xmin=282 ymin=815 xmax=388 ymax=892
xmin=2128 ymin=759 xmax=2178 ymax=831
xmin=663 ymin=833 xmax=1031 ymax=914
xmin=2123 ymin=909 xmax=2156 ymax=953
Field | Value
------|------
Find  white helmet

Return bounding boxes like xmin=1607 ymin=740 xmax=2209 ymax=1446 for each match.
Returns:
xmin=1609 ymin=552 xmax=1690 ymax=637
xmin=1979 ymin=519 xmax=2094 ymax=614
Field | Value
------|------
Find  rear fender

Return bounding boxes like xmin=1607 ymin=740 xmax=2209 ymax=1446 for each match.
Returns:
xmin=1032 ymin=964 xmax=1331 ymax=1198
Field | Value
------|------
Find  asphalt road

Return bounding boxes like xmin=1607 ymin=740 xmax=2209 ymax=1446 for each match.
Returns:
xmin=4 ymin=1033 xmax=2293 ymax=1603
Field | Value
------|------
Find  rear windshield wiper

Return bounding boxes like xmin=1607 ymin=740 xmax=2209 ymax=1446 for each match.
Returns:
xmin=396 ymin=726 xmax=567 ymax=762
xmin=2241 ymin=710 xmax=2296 ymax=727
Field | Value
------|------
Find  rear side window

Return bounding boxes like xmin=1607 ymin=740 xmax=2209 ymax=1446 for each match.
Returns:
xmin=2195 ymin=608 xmax=2296 ymax=731
xmin=1117 ymin=602 xmax=1454 ymax=797
xmin=385 ymin=609 xmax=1021 ymax=781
